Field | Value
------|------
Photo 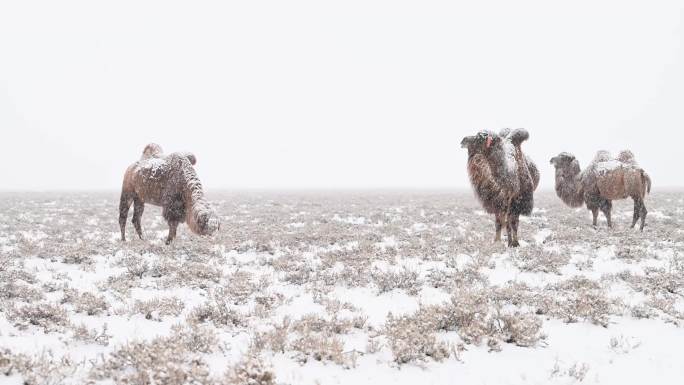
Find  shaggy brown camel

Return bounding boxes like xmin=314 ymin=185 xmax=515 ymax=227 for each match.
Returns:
xmin=119 ymin=144 xmax=220 ymax=244
xmin=461 ymin=129 xmax=539 ymax=247
xmin=550 ymin=150 xmax=651 ymax=230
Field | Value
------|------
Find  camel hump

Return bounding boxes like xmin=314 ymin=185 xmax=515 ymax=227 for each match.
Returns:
xmin=592 ymin=150 xmax=612 ymax=164
xmin=142 ymin=143 xmax=164 ymax=159
xmin=166 ymin=151 xmax=197 ymax=166
xmin=179 ymin=152 xmax=197 ymax=165
xmin=510 ymin=128 xmax=529 ymax=146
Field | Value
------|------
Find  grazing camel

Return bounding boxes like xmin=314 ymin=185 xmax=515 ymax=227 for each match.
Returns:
xmin=461 ymin=129 xmax=539 ymax=247
xmin=550 ymin=150 xmax=651 ymax=230
xmin=119 ymin=144 xmax=220 ymax=244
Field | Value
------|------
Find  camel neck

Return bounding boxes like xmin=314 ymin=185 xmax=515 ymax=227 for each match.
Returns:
xmin=555 ymin=163 xmax=584 ymax=207
xmin=487 ymin=146 xmax=516 ymax=182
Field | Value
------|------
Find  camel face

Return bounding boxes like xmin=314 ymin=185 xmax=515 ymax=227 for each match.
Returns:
xmin=550 ymin=152 xmax=575 ymax=168
xmin=461 ymin=131 xmax=497 ymax=156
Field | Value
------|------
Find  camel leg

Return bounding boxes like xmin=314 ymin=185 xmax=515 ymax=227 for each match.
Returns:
xmin=590 ymin=207 xmax=599 ymax=227
xmin=600 ymin=200 xmax=612 ymax=228
xmin=507 ymin=212 xmax=520 ymax=247
xmin=132 ymin=197 xmax=145 ymax=240
xmin=631 ymin=198 xmax=641 ymax=229
xmin=119 ymin=192 xmax=133 ymax=241
xmin=163 ymin=196 xmax=185 ymax=245
xmin=166 ymin=220 xmax=179 ymax=245
xmin=494 ymin=213 xmax=504 ymax=242
xmin=505 ymin=212 xmax=513 ymax=246
xmin=639 ymin=199 xmax=648 ymax=231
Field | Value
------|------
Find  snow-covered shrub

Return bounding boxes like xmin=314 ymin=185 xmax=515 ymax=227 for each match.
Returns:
xmin=100 ymin=273 xmax=137 ymax=298
xmin=546 ymin=277 xmax=618 ymax=327
xmin=61 ymin=288 xmax=109 ymax=315
xmin=149 ymin=257 xmax=180 ymax=278
xmin=132 ymin=296 xmax=185 ymax=321
xmin=435 ymin=290 xmax=493 ymax=344
xmin=515 ymin=246 xmax=570 ymax=274
xmin=426 ymin=268 xmax=453 ymax=289
xmin=187 ymin=288 xmax=246 ymax=328
xmin=645 ymin=295 xmax=684 ymax=324
xmin=122 ymin=254 xmax=149 ymax=279
xmin=499 ymin=312 xmax=545 ymax=347
xmin=8 ymin=303 xmax=70 ymax=333
xmin=0 ymin=258 xmax=42 ymax=302
xmin=291 ymin=331 xmax=349 ymax=366
xmin=371 ymin=267 xmax=421 ymax=295
xmin=253 ymin=318 xmax=291 ymax=354
xmin=413 ymin=290 xmax=545 ymax=349
xmin=224 ymin=270 xmax=269 ymax=304
xmin=384 ymin=312 xmax=451 ymax=364
xmin=172 ymin=261 xmax=222 ymax=288
xmin=291 ymin=313 xmax=354 ymax=335
xmin=224 ymin=352 xmax=276 ymax=385
xmin=0 ymin=349 xmax=77 ymax=385
xmin=170 ymin=323 xmax=219 ymax=354
xmin=91 ymin=329 xmax=214 ymax=385
xmin=61 ymin=251 xmax=94 ymax=265
xmin=72 ymin=323 xmax=111 ymax=346
xmin=619 ymin=264 xmax=684 ymax=297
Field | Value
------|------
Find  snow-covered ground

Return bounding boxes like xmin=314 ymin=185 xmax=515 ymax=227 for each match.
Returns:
xmin=1 ymin=190 xmax=683 ymax=384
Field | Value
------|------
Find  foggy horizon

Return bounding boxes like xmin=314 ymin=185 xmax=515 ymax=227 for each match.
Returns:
xmin=2 ymin=1 xmax=683 ymax=191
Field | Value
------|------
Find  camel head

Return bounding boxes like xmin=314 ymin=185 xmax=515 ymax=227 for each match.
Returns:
xmin=550 ymin=152 xmax=582 ymax=179
xmin=461 ymin=130 xmax=500 ymax=155
xmin=189 ymin=202 xmax=221 ymax=236
xmin=549 ymin=152 xmax=575 ymax=168
xmin=198 ymin=209 xmax=221 ymax=236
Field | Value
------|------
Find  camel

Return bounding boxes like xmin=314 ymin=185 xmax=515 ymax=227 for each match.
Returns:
xmin=119 ymin=144 xmax=220 ymax=244
xmin=550 ymin=150 xmax=651 ymax=230
xmin=461 ymin=129 xmax=539 ymax=247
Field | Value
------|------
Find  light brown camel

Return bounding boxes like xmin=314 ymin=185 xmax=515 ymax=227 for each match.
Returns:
xmin=461 ymin=129 xmax=539 ymax=247
xmin=550 ymin=150 xmax=651 ymax=230
xmin=119 ymin=144 xmax=220 ymax=244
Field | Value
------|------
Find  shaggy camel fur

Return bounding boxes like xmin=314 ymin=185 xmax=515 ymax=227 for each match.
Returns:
xmin=119 ymin=144 xmax=220 ymax=244
xmin=550 ymin=150 xmax=652 ymax=230
xmin=461 ymin=129 xmax=539 ymax=247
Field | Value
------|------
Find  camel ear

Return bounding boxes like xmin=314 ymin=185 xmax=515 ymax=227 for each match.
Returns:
xmin=550 ymin=157 xmax=557 ymax=165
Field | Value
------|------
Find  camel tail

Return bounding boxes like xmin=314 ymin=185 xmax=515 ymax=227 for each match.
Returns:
xmin=642 ymin=171 xmax=651 ymax=195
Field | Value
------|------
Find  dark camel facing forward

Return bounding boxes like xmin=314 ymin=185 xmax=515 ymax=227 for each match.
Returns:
xmin=461 ymin=129 xmax=540 ymax=247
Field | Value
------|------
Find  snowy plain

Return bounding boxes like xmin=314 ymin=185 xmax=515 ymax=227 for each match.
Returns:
xmin=0 ymin=190 xmax=683 ymax=384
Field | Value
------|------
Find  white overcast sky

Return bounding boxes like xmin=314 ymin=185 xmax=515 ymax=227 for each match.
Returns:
xmin=1 ymin=0 xmax=682 ymax=190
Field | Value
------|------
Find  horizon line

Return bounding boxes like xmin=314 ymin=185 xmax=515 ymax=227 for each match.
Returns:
xmin=1 ymin=186 xmax=683 ymax=194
